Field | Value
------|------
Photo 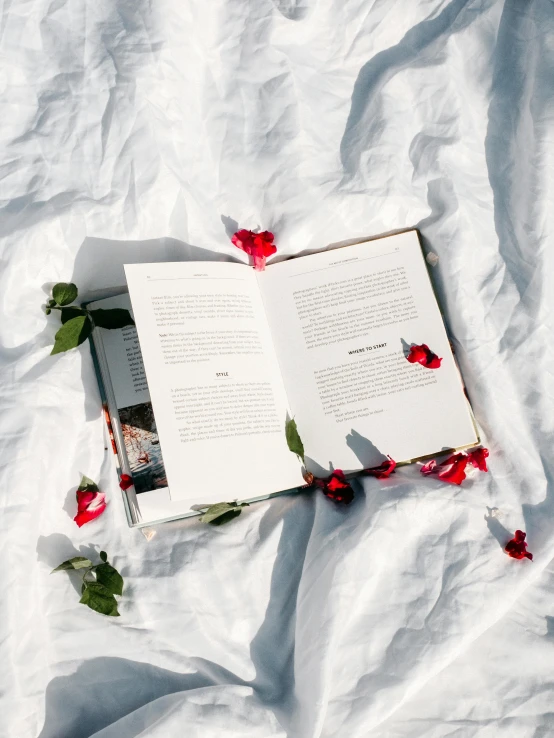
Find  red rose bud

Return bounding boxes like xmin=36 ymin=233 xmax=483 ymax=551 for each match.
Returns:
xmin=302 ymin=470 xmax=315 ymax=486
xmin=314 ymin=470 xmax=354 ymax=505
xmin=119 ymin=474 xmax=134 ymax=490
xmin=406 ymin=343 xmax=442 ymax=369
xmin=505 ymin=530 xmax=533 ymax=561
xmin=363 ymin=455 xmax=396 ymax=479
xmin=231 ymin=229 xmax=276 ymax=271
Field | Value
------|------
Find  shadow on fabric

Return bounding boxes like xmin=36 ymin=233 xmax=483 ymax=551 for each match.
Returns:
xmin=483 ymin=0 xmax=554 ymax=541
xmin=37 ymin=657 xmax=222 ymax=738
xmin=338 ymin=0 xmax=495 ymax=181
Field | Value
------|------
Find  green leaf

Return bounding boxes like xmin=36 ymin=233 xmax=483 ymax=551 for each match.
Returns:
xmin=50 ymin=315 xmax=92 ymax=354
xmin=52 ymin=557 xmax=92 ymax=573
xmin=89 ymin=309 xmax=135 ymax=330
xmin=80 ymin=581 xmax=120 ymax=616
xmin=285 ymin=418 xmax=305 ymax=462
xmin=99 ymin=551 xmax=108 ymax=563
xmin=45 ymin=307 xmax=52 ymax=315
xmin=199 ymin=501 xmax=248 ymax=525
xmin=94 ymin=563 xmax=124 ymax=596
xmin=60 ymin=306 xmax=86 ymax=324
xmin=52 ymin=282 xmax=78 ymax=306
xmin=77 ymin=474 xmax=99 ymax=493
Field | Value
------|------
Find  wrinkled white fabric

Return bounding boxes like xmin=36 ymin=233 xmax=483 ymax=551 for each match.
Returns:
xmin=1 ymin=1 xmax=554 ymax=736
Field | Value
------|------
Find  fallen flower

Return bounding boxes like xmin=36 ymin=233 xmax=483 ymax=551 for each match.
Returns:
xmin=119 ymin=474 xmax=133 ymax=490
xmin=363 ymin=456 xmax=396 ymax=479
xmin=420 ymin=447 xmax=489 ymax=486
xmin=232 ymin=229 xmax=276 ymax=271
xmin=313 ymin=470 xmax=354 ymax=505
xmin=468 ymin=447 xmax=489 ymax=472
xmin=406 ymin=343 xmax=442 ymax=369
xmin=74 ymin=479 xmax=107 ymax=527
xmin=505 ymin=530 xmax=533 ymax=561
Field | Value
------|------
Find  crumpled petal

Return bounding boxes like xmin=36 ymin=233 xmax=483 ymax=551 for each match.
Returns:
xmin=437 ymin=453 xmax=468 ymax=485
xmin=74 ymin=490 xmax=107 ymax=527
xmin=505 ymin=530 xmax=533 ymax=561
xmin=119 ymin=474 xmax=133 ymax=490
xmin=420 ymin=459 xmax=437 ymax=475
xmin=468 ymin=447 xmax=489 ymax=472
xmin=406 ymin=343 xmax=442 ymax=369
xmin=363 ymin=456 xmax=396 ymax=479
xmin=314 ymin=469 xmax=354 ymax=505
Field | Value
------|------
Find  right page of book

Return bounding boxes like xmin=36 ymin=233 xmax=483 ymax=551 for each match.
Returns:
xmin=257 ymin=230 xmax=478 ymax=474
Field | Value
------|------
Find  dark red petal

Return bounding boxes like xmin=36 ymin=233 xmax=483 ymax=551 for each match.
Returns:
xmin=119 ymin=474 xmax=134 ymax=490
xmin=76 ymin=489 xmax=97 ymax=512
xmin=505 ymin=530 xmax=532 ymax=560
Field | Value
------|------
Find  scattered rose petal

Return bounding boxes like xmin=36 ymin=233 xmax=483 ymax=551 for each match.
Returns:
xmin=420 ymin=459 xmax=437 ymax=475
xmin=74 ymin=489 xmax=107 ymax=527
xmin=119 ymin=474 xmax=133 ymax=490
xmin=505 ymin=530 xmax=533 ymax=561
xmin=468 ymin=447 xmax=489 ymax=472
xmin=436 ymin=453 xmax=469 ymax=485
xmin=231 ymin=229 xmax=276 ymax=271
xmin=406 ymin=343 xmax=442 ymax=369
xmin=363 ymin=456 xmax=396 ymax=479
xmin=426 ymin=252 xmax=439 ymax=266
xmin=314 ymin=470 xmax=354 ymax=505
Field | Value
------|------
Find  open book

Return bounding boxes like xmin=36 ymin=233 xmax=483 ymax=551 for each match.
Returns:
xmin=90 ymin=230 xmax=478 ymax=527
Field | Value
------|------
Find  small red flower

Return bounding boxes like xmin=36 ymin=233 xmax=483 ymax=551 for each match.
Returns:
xmin=314 ymin=470 xmax=354 ymax=505
xmin=363 ymin=456 xmax=396 ymax=479
xmin=231 ymin=229 xmax=276 ymax=271
xmin=468 ymin=447 xmax=489 ymax=472
xmin=74 ymin=489 xmax=107 ymax=527
xmin=406 ymin=343 xmax=442 ymax=369
xmin=505 ymin=530 xmax=533 ymax=561
xmin=119 ymin=474 xmax=133 ymax=490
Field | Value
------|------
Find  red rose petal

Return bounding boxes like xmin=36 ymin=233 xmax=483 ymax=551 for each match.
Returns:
xmin=468 ymin=447 xmax=489 ymax=472
xmin=437 ymin=453 xmax=468 ymax=485
xmin=119 ymin=474 xmax=134 ymax=490
xmin=406 ymin=344 xmax=442 ymax=369
xmin=420 ymin=459 xmax=437 ymax=475
xmin=364 ymin=456 xmax=396 ymax=479
xmin=314 ymin=470 xmax=354 ymax=505
xmin=505 ymin=530 xmax=533 ymax=560
xmin=73 ymin=491 xmax=107 ymax=527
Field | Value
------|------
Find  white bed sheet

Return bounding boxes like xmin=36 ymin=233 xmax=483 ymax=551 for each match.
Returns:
xmin=1 ymin=0 xmax=554 ymax=736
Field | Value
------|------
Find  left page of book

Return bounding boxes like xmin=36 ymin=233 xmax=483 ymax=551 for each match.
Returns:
xmin=88 ymin=293 xmax=169 ymax=496
xmin=124 ymin=261 xmax=305 ymax=506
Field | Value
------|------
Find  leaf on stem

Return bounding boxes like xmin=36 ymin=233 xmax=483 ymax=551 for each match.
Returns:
xmin=80 ymin=581 xmax=120 ymax=616
xmin=94 ymin=563 xmax=124 ymax=596
xmin=285 ymin=418 xmax=305 ymax=462
xmin=52 ymin=557 xmax=92 ymax=572
xmin=52 ymin=282 xmax=78 ymax=306
xmin=51 ymin=315 xmax=92 ymax=354
xmin=199 ymin=501 xmax=249 ymax=525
